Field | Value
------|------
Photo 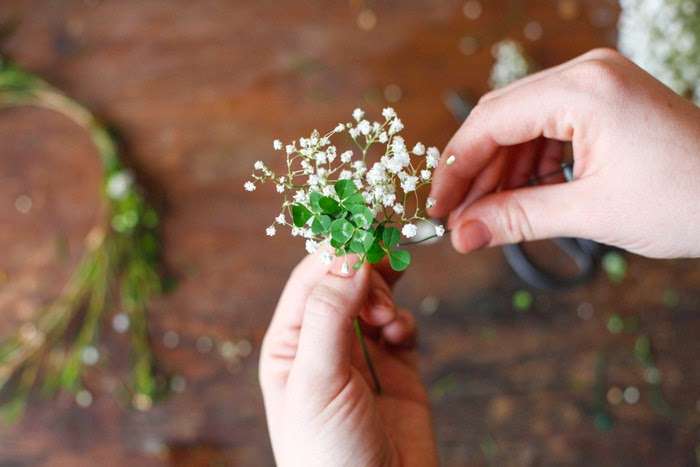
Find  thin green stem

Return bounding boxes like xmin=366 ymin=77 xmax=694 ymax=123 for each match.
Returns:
xmin=353 ymin=318 xmax=382 ymax=395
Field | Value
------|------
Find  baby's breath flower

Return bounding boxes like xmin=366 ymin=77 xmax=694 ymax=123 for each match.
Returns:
xmin=382 ymin=107 xmax=397 ymax=119
xmin=357 ymin=120 xmax=371 ymax=135
xmin=400 ymin=175 xmax=418 ymax=193
xmin=435 ymin=225 xmax=445 ymax=237
xmin=619 ymin=0 xmax=700 ymax=105
xmin=426 ymin=197 xmax=436 ymax=209
xmin=490 ymin=40 xmax=534 ymax=89
xmin=412 ymin=143 xmax=426 ymax=156
xmin=388 ymin=118 xmax=404 ymax=135
xmin=247 ymin=108 xmax=439 ymax=272
xmin=402 ymin=224 xmax=418 ymax=238
xmin=305 ymin=239 xmax=319 ymax=254
xmin=426 ymin=147 xmax=440 ymax=168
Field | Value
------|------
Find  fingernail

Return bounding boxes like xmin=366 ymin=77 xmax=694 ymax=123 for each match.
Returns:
xmin=329 ymin=255 xmax=359 ymax=277
xmin=455 ymin=220 xmax=491 ymax=252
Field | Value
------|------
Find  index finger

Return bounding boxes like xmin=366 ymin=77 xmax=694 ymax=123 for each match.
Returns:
xmin=427 ymin=63 xmax=592 ymax=219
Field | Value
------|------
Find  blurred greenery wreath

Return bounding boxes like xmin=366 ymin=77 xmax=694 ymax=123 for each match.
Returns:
xmin=0 ymin=57 xmax=168 ymax=422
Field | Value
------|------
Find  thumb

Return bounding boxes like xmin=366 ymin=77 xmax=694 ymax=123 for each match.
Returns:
xmin=290 ymin=256 xmax=370 ymax=394
xmin=449 ymin=181 xmax=594 ymax=252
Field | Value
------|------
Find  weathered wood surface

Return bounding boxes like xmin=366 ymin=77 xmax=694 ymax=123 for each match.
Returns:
xmin=1 ymin=1 xmax=699 ymax=466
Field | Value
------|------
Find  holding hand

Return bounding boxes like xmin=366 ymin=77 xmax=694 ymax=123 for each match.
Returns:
xmin=429 ymin=48 xmax=700 ymax=259
xmin=259 ymin=252 xmax=438 ymax=467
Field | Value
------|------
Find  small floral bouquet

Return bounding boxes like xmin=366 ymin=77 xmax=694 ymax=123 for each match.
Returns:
xmin=245 ymin=107 xmax=446 ymax=272
xmin=618 ymin=0 xmax=700 ymax=105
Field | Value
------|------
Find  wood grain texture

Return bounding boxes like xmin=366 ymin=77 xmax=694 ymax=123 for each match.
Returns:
xmin=1 ymin=1 xmax=699 ymax=466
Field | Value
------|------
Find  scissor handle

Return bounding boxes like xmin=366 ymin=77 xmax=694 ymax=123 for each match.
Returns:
xmin=502 ymin=238 xmax=600 ymax=290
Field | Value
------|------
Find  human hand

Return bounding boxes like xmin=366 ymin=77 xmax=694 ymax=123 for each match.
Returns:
xmin=259 ymin=252 xmax=438 ymax=467
xmin=429 ymin=48 xmax=700 ymax=259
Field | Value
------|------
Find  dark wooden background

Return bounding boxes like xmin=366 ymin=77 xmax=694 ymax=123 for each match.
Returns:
xmin=1 ymin=1 xmax=699 ymax=466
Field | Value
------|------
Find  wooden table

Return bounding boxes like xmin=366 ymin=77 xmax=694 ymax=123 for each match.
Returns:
xmin=1 ymin=1 xmax=699 ymax=465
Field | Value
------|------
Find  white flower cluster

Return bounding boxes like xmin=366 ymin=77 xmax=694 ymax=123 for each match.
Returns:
xmin=619 ymin=0 xmax=700 ymax=105
xmin=489 ymin=40 xmax=534 ymax=89
xmin=245 ymin=107 xmax=445 ymax=259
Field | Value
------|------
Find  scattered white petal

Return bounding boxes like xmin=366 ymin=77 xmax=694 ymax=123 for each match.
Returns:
xmin=402 ymin=223 xmax=418 ymax=238
xmin=244 ymin=181 xmax=256 ymax=192
xmin=266 ymin=225 xmax=277 ymax=236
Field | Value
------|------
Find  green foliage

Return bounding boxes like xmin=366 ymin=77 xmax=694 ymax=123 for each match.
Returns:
xmin=296 ymin=181 xmax=413 ymax=271
xmin=388 ymin=249 xmax=411 ymax=271
xmin=0 ymin=58 xmax=166 ymax=422
xmin=291 ymin=204 xmax=313 ymax=227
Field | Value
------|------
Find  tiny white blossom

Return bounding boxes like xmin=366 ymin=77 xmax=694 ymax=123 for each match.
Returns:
xmin=293 ymin=190 xmax=307 ymax=203
xmin=435 ymin=225 xmax=445 ymax=237
xmin=382 ymin=107 xmax=396 ymax=119
xmin=402 ymin=223 xmax=417 ymax=238
xmin=400 ymin=175 xmax=418 ymax=193
xmin=276 ymin=184 xmax=285 ymax=193
xmin=305 ymin=239 xmax=319 ymax=254
xmin=266 ymin=225 xmax=277 ymax=236
xmin=315 ymin=152 xmax=327 ymax=164
xmin=273 ymin=140 xmax=283 ymax=150
xmin=275 ymin=214 xmax=286 ymax=224
xmin=254 ymin=161 xmax=265 ymax=170
xmin=106 ymin=172 xmax=133 ymax=200
xmin=357 ymin=120 xmax=371 ymax=135
xmin=421 ymin=169 xmax=432 ymax=180
xmin=446 ymin=155 xmax=456 ymax=165
xmin=352 ymin=108 xmax=365 ymax=121
xmin=285 ymin=144 xmax=295 ymax=155
xmin=244 ymin=181 xmax=256 ymax=192
xmin=388 ymin=118 xmax=404 ymax=135
xmin=378 ymin=132 xmax=388 ymax=143
xmin=339 ymin=170 xmax=353 ymax=179
xmin=349 ymin=127 xmax=360 ymax=138
xmin=334 ymin=123 xmax=345 ymax=133
xmin=426 ymin=197 xmax=436 ymax=209
xmin=393 ymin=203 xmax=404 ymax=214
xmin=426 ymin=147 xmax=440 ymax=168
xmin=340 ymin=150 xmax=353 ymax=163
xmin=412 ymin=142 xmax=425 ymax=155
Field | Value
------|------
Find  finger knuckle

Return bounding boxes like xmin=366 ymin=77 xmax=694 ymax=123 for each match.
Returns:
xmin=500 ymin=194 xmax=535 ymax=243
xmin=583 ymin=47 xmax=621 ymax=61
xmin=564 ymin=59 xmax=627 ymax=97
xmin=306 ymin=283 xmax=346 ymax=318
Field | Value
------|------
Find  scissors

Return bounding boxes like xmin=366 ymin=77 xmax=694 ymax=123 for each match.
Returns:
xmin=442 ymin=90 xmax=603 ymax=290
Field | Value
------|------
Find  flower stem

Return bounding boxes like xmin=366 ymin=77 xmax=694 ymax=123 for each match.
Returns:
xmin=353 ymin=318 xmax=382 ymax=394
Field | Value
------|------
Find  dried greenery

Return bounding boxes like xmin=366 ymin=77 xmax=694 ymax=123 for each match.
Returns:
xmin=0 ymin=57 xmax=167 ymax=422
